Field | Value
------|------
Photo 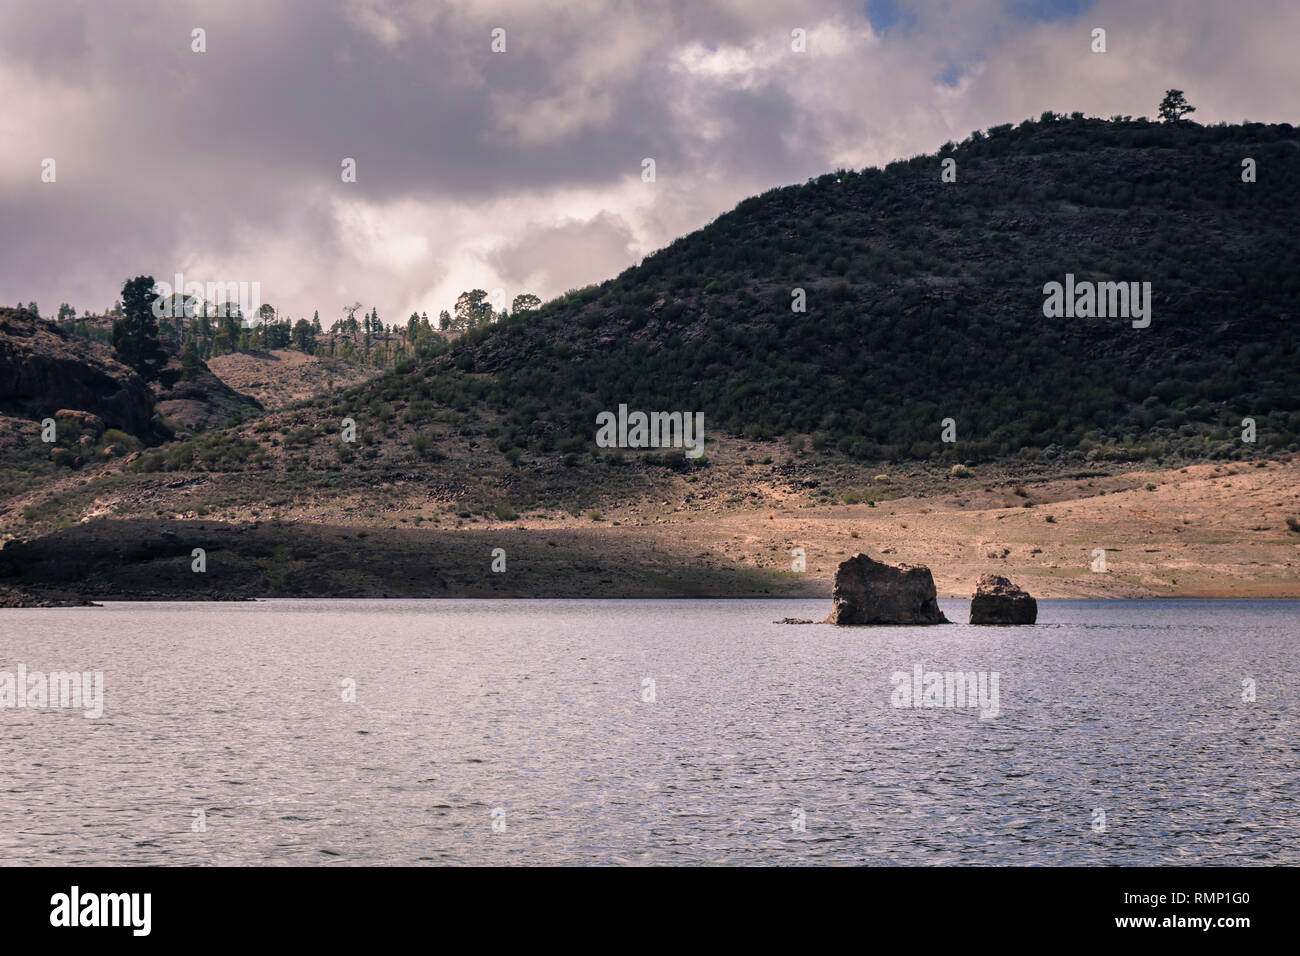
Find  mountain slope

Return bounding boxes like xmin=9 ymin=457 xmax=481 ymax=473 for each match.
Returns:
xmin=403 ymin=115 xmax=1299 ymax=464
xmin=4 ymin=117 xmax=1300 ymax=599
xmin=5 ymin=115 xmax=1300 ymax=546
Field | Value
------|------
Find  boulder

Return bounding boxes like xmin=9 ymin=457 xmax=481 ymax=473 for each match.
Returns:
xmin=823 ymin=553 xmax=948 ymax=625
xmin=54 ymin=409 xmax=106 ymax=437
xmin=969 ymin=574 xmax=1037 ymax=625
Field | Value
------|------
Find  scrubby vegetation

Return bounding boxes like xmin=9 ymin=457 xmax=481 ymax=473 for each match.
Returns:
xmin=132 ymin=432 xmax=265 ymax=473
xmin=11 ymin=115 xmax=1296 ymax=522
xmin=383 ymin=116 xmax=1300 ymax=465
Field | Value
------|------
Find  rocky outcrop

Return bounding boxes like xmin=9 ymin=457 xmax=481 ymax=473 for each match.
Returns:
xmin=823 ymin=553 xmax=948 ymax=625
xmin=54 ymin=409 xmax=106 ymax=437
xmin=0 ymin=308 xmax=260 ymax=439
xmin=0 ymin=584 xmax=96 ymax=608
xmin=969 ymin=574 xmax=1037 ymax=625
xmin=0 ymin=308 xmax=155 ymax=436
xmin=154 ymin=356 xmax=262 ymax=433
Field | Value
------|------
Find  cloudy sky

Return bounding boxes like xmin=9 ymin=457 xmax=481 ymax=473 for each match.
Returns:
xmin=2 ymin=0 xmax=1297 ymax=327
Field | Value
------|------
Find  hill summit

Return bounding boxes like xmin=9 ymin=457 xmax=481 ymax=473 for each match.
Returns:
xmin=383 ymin=114 xmax=1297 ymax=466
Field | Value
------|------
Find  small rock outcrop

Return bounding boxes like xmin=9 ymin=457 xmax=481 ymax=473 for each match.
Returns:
xmin=0 ymin=585 xmax=96 ymax=608
xmin=969 ymin=574 xmax=1037 ymax=625
xmin=823 ymin=553 xmax=948 ymax=625
xmin=153 ymin=348 xmax=262 ymax=433
xmin=54 ymin=409 xmax=106 ymax=437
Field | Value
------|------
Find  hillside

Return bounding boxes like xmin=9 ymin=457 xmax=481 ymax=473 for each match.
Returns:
xmin=66 ymin=117 xmax=1292 ymax=502
xmin=412 ymin=115 xmax=1298 ymax=465
xmin=205 ymin=349 xmax=379 ymax=413
xmin=0 ymin=307 xmax=158 ymax=503
xmin=2 ymin=116 xmax=1299 ymax=600
xmin=152 ymin=342 xmax=264 ymax=434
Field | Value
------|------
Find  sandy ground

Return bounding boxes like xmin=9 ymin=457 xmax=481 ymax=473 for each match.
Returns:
xmin=503 ymin=458 xmax=1300 ymax=598
xmin=4 ymin=448 xmax=1297 ymax=599
xmin=204 ymin=349 xmax=376 ymax=411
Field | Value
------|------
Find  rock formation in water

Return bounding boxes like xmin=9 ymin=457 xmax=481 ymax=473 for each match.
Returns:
xmin=969 ymin=573 xmax=1037 ymax=625
xmin=823 ymin=553 xmax=948 ymax=625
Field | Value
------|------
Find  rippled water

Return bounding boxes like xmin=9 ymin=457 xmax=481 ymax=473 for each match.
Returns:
xmin=0 ymin=599 xmax=1296 ymax=865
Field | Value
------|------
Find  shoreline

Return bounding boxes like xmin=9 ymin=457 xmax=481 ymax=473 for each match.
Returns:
xmin=4 ymin=453 xmax=1298 ymax=606
xmin=1 ymin=512 xmax=1296 ymax=605
xmin=12 ymin=594 xmax=1295 ymax=606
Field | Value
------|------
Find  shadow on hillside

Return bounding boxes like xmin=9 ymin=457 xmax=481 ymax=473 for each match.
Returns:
xmin=0 ymin=518 xmax=802 ymax=602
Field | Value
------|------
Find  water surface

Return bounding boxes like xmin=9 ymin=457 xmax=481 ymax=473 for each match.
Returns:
xmin=1 ymin=599 xmax=1295 ymax=865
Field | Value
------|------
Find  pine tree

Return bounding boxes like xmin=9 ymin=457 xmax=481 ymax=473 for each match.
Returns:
xmin=112 ymin=276 xmax=167 ymax=381
xmin=180 ymin=337 xmax=201 ymax=381
xmin=1158 ymin=89 xmax=1195 ymax=123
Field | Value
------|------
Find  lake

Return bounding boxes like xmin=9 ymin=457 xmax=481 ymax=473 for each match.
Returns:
xmin=1 ymin=599 xmax=1295 ymax=865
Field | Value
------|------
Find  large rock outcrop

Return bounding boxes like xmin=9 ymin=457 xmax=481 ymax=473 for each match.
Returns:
xmin=823 ymin=553 xmax=948 ymax=625
xmin=0 ymin=308 xmax=155 ymax=436
xmin=969 ymin=574 xmax=1037 ymax=625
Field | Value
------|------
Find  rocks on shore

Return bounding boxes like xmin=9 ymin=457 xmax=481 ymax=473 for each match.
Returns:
xmin=969 ymin=574 xmax=1037 ymax=625
xmin=0 ymin=585 xmax=97 ymax=608
xmin=823 ymin=553 xmax=948 ymax=625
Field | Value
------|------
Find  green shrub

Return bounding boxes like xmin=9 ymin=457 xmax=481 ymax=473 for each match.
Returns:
xmin=99 ymin=429 xmax=143 ymax=454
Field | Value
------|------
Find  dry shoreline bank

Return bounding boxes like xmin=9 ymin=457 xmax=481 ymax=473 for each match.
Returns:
xmin=2 ymin=457 xmax=1296 ymax=603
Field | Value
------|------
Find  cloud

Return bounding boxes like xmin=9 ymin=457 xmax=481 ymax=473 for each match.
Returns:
xmin=488 ymin=211 xmax=639 ymax=295
xmin=0 ymin=0 xmax=1295 ymax=325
